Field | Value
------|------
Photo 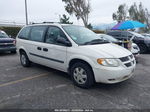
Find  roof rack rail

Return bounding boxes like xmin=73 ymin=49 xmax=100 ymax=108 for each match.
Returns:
xmin=31 ymin=22 xmax=61 ymax=25
xmin=43 ymin=22 xmax=61 ymax=24
xmin=31 ymin=22 xmax=73 ymax=25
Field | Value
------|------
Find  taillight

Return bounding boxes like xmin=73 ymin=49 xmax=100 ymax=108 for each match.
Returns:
xmin=13 ymin=40 xmax=16 ymax=45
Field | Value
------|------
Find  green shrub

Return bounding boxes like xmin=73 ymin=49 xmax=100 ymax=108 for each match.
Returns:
xmin=0 ymin=26 xmax=22 ymax=38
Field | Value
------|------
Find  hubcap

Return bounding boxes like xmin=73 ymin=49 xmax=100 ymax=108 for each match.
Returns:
xmin=21 ymin=54 xmax=26 ymax=65
xmin=73 ymin=67 xmax=87 ymax=84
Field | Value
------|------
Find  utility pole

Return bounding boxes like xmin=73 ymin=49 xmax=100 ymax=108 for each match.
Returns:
xmin=25 ymin=0 xmax=28 ymax=25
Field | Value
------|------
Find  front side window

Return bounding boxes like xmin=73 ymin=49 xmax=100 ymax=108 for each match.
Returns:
xmin=45 ymin=26 xmax=68 ymax=45
xmin=18 ymin=27 xmax=31 ymax=39
xmin=30 ymin=26 xmax=47 ymax=42
xmin=129 ymin=32 xmax=145 ymax=38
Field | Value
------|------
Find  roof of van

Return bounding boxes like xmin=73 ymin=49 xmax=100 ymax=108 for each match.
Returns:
xmin=24 ymin=23 xmax=83 ymax=28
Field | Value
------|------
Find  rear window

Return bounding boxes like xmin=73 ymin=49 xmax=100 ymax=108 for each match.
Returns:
xmin=18 ymin=27 xmax=31 ymax=39
xmin=30 ymin=26 xmax=47 ymax=42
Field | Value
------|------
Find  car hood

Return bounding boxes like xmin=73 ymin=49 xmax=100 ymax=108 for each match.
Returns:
xmin=80 ymin=43 xmax=132 ymax=58
xmin=0 ymin=38 xmax=14 ymax=43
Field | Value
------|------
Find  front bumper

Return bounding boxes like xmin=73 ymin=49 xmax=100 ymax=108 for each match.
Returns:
xmin=93 ymin=65 xmax=135 ymax=84
xmin=133 ymin=52 xmax=140 ymax=59
xmin=0 ymin=46 xmax=16 ymax=52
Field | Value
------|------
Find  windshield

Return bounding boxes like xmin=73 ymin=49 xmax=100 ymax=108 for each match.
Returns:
xmin=143 ymin=34 xmax=150 ymax=38
xmin=62 ymin=25 xmax=109 ymax=45
xmin=129 ymin=32 xmax=145 ymax=38
xmin=98 ymin=34 xmax=118 ymax=42
xmin=0 ymin=31 xmax=9 ymax=38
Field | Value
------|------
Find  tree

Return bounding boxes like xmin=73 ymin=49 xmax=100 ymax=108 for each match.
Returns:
xmin=112 ymin=4 xmax=128 ymax=23
xmin=145 ymin=9 xmax=150 ymax=31
xmin=128 ymin=3 xmax=139 ymax=21
xmin=60 ymin=14 xmax=73 ymax=24
xmin=62 ymin=0 xmax=91 ymax=27
xmin=87 ymin=23 xmax=93 ymax=29
xmin=113 ymin=2 xmax=150 ymax=32
xmin=129 ymin=2 xmax=150 ymax=32
xmin=129 ymin=2 xmax=145 ymax=23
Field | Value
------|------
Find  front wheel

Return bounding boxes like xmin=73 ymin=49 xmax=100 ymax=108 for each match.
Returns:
xmin=20 ymin=51 xmax=31 ymax=67
xmin=70 ymin=62 xmax=95 ymax=88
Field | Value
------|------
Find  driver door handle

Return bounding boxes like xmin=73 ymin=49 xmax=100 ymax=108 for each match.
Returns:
xmin=37 ymin=47 xmax=42 ymax=50
xmin=43 ymin=48 xmax=48 ymax=52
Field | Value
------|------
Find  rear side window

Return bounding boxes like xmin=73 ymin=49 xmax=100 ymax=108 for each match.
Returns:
xmin=30 ymin=26 xmax=47 ymax=42
xmin=18 ymin=27 xmax=31 ymax=39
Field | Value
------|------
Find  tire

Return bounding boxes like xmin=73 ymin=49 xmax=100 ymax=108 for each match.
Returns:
xmin=20 ymin=51 xmax=31 ymax=67
xmin=139 ymin=44 xmax=148 ymax=53
xmin=70 ymin=62 xmax=95 ymax=88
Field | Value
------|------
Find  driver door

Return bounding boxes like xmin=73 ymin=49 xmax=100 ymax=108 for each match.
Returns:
xmin=42 ymin=26 xmax=69 ymax=72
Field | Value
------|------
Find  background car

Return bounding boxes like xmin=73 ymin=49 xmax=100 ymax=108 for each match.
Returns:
xmin=0 ymin=30 xmax=16 ymax=53
xmin=97 ymin=34 xmax=140 ymax=59
xmin=107 ymin=31 xmax=150 ymax=53
xmin=142 ymin=33 xmax=150 ymax=38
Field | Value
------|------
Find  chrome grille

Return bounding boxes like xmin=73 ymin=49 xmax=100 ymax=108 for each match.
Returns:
xmin=119 ymin=56 xmax=129 ymax=62
xmin=119 ymin=54 xmax=135 ymax=67
xmin=0 ymin=43 xmax=14 ymax=47
xmin=125 ymin=62 xmax=132 ymax=67
xmin=129 ymin=54 xmax=133 ymax=59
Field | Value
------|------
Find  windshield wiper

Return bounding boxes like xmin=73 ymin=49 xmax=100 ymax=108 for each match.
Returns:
xmin=83 ymin=39 xmax=109 ymax=45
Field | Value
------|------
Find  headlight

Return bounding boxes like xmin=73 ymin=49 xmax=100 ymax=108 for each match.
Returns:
xmin=97 ymin=58 xmax=119 ymax=67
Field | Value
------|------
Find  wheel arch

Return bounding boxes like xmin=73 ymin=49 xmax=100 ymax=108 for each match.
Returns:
xmin=18 ymin=46 xmax=27 ymax=54
xmin=68 ymin=58 xmax=96 ymax=82
xmin=19 ymin=48 xmax=26 ymax=54
xmin=18 ymin=47 xmax=30 ymax=59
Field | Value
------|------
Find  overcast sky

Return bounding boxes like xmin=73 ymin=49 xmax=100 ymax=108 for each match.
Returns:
xmin=0 ymin=0 xmax=149 ymax=25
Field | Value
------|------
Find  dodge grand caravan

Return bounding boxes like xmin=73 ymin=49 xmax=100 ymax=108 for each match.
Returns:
xmin=16 ymin=23 xmax=136 ymax=88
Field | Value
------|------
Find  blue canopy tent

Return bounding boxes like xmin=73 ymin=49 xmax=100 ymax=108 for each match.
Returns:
xmin=111 ymin=20 xmax=146 ymax=50
xmin=111 ymin=20 xmax=146 ymax=30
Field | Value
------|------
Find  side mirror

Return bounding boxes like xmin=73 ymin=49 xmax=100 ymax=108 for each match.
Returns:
xmin=56 ymin=37 xmax=72 ymax=47
xmin=50 ymin=33 xmax=54 ymax=37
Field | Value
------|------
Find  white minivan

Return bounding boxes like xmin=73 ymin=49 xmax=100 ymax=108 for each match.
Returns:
xmin=16 ymin=23 xmax=136 ymax=88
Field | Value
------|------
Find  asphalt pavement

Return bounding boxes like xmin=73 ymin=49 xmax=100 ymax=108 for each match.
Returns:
xmin=0 ymin=53 xmax=150 ymax=111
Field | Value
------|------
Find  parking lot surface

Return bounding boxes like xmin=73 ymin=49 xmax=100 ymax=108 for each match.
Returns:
xmin=0 ymin=53 xmax=150 ymax=110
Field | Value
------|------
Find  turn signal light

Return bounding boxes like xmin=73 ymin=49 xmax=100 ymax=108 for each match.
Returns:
xmin=97 ymin=59 xmax=104 ymax=65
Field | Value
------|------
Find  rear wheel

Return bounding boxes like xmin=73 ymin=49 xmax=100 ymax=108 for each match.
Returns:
xmin=70 ymin=62 xmax=94 ymax=88
xmin=20 ymin=51 xmax=31 ymax=67
xmin=139 ymin=44 xmax=148 ymax=53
